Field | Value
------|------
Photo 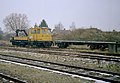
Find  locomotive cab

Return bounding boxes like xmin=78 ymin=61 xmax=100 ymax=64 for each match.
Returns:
xmin=10 ymin=19 xmax=53 ymax=47
xmin=28 ymin=27 xmax=53 ymax=47
xmin=29 ymin=27 xmax=52 ymax=41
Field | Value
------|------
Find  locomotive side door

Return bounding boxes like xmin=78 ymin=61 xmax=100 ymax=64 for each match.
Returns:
xmin=29 ymin=28 xmax=37 ymax=41
xmin=36 ymin=28 xmax=42 ymax=41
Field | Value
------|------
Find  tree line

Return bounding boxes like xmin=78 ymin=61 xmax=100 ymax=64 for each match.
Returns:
xmin=0 ymin=13 xmax=120 ymax=42
xmin=52 ymin=28 xmax=120 ymax=42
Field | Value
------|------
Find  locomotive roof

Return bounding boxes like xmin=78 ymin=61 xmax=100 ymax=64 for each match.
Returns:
xmin=30 ymin=27 xmax=51 ymax=30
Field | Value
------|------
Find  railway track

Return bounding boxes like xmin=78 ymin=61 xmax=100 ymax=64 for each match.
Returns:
xmin=0 ymin=54 xmax=120 ymax=82
xmin=0 ymin=73 xmax=26 ymax=83
xmin=1 ymin=46 xmax=120 ymax=56
xmin=45 ymin=47 xmax=120 ymax=56
xmin=33 ymin=49 xmax=120 ymax=62
xmin=1 ymin=46 xmax=120 ymax=62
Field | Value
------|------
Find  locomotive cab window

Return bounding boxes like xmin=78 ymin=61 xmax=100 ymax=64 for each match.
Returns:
xmin=42 ymin=29 xmax=46 ymax=34
xmin=37 ymin=29 xmax=40 ymax=34
xmin=31 ymin=29 xmax=36 ymax=34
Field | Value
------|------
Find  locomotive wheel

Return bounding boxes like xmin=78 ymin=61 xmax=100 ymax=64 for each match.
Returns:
xmin=57 ymin=43 xmax=69 ymax=48
xmin=89 ymin=44 xmax=95 ymax=50
xmin=44 ymin=42 xmax=52 ymax=48
xmin=37 ymin=43 xmax=45 ymax=48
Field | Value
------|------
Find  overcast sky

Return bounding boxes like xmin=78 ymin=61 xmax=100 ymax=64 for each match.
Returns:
xmin=0 ymin=0 xmax=120 ymax=31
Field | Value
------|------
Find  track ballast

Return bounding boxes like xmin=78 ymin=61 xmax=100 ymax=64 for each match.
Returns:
xmin=0 ymin=54 xmax=120 ymax=83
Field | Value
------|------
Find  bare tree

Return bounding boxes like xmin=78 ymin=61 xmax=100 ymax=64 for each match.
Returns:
xmin=55 ymin=22 xmax=64 ymax=31
xmin=0 ymin=27 xmax=3 ymax=40
xmin=70 ymin=22 xmax=76 ymax=31
xmin=3 ymin=13 xmax=29 ymax=32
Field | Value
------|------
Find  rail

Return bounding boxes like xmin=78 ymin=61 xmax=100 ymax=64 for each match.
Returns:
xmin=0 ymin=73 xmax=26 ymax=83
xmin=0 ymin=54 xmax=120 ymax=82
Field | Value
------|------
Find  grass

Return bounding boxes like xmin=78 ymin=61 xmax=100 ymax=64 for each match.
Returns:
xmin=0 ymin=40 xmax=12 ymax=47
xmin=0 ymin=61 xmax=94 ymax=83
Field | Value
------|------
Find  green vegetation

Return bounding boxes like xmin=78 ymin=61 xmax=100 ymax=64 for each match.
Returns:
xmin=52 ymin=28 xmax=120 ymax=42
xmin=0 ymin=27 xmax=3 ymax=40
xmin=0 ymin=34 xmax=3 ymax=40
xmin=0 ymin=40 xmax=11 ymax=46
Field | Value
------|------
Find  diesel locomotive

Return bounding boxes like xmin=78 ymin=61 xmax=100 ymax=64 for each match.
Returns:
xmin=10 ymin=20 xmax=53 ymax=48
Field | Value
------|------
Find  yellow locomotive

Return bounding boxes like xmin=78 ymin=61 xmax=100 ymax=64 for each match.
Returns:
xmin=10 ymin=20 xmax=53 ymax=47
